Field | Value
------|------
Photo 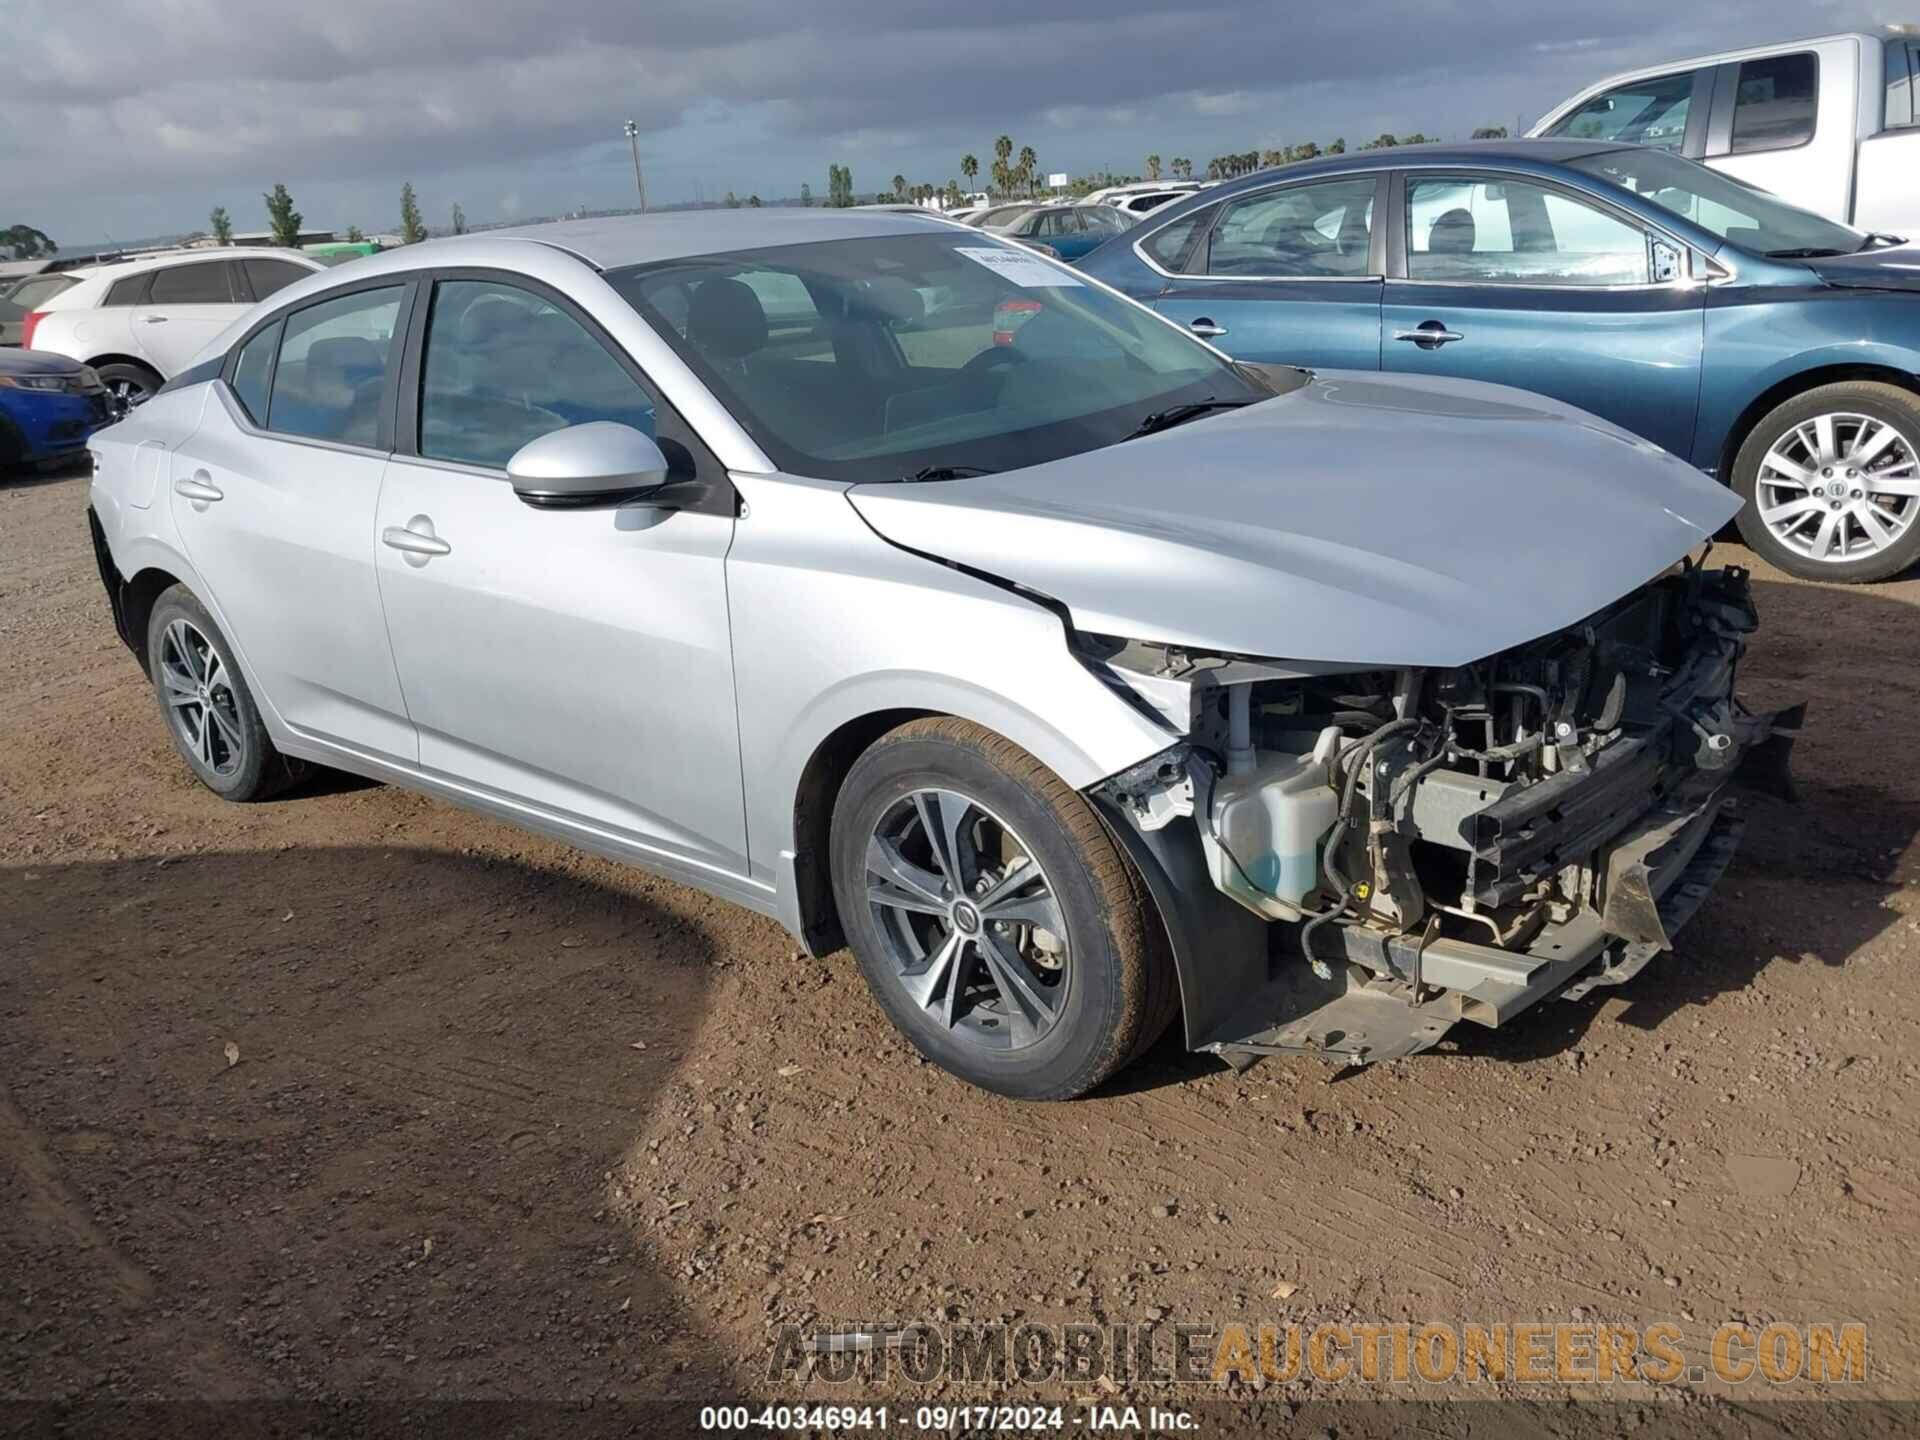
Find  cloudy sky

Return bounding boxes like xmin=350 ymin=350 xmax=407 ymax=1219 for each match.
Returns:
xmin=6 ymin=0 xmax=1890 ymax=248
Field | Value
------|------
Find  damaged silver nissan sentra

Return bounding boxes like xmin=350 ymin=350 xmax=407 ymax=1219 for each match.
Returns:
xmin=87 ymin=210 xmax=1798 ymax=1099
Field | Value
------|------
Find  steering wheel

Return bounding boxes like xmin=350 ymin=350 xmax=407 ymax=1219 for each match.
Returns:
xmin=961 ymin=345 xmax=1031 ymax=376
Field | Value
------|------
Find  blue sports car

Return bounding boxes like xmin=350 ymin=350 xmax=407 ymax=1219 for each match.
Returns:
xmin=0 ymin=347 xmax=113 ymax=471
xmin=1080 ymin=139 xmax=1920 ymax=582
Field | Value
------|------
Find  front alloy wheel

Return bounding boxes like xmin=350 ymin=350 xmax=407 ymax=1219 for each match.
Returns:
xmin=830 ymin=717 xmax=1177 ymax=1100
xmin=1734 ymin=382 xmax=1920 ymax=583
xmin=865 ymin=789 xmax=1069 ymax=1050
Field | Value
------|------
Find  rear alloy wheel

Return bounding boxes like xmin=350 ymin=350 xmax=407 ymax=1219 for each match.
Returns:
xmin=1733 ymin=382 xmax=1920 ymax=582
xmin=145 ymin=585 xmax=304 ymax=801
xmin=830 ymin=718 xmax=1177 ymax=1100
xmin=94 ymin=362 xmax=162 ymax=416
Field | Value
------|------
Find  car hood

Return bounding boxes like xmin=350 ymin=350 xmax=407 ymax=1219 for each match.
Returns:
xmin=846 ymin=371 xmax=1740 ymax=668
xmin=0 ymin=346 xmax=85 ymax=377
xmin=1804 ymin=247 xmax=1920 ymax=293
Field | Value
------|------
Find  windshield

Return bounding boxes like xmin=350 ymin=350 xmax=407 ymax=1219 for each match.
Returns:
xmin=607 ymin=231 xmax=1261 ymax=483
xmin=1567 ymin=148 xmax=1867 ymax=256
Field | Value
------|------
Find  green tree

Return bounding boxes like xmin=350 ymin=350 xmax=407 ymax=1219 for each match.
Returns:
xmin=345 ymin=224 xmax=366 ymax=243
xmin=450 ymin=202 xmax=467 ymax=235
xmin=208 ymin=206 xmax=233 ymax=245
xmin=1327 ymin=137 xmax=1346 ymax=155
xmin=399 ymin=182 xmax=426 ymax=244
xmin=827 ymin=164 xmax=855 ymax=208
xmin=1145 ymin=154 xmax=1161 ymax=181
xmin=263 ymin=183 xmax=302 ymax=248
xmin=1471 ymin=125 xmax=1509 ymax=140
xmin=0 ymin=224 xmax=57 ymax=260
xmin=1017 ymin=145 xmax=1037 ymax=196
xmin=748 ymin=194 xmax=762 ymax=207
xmin=961 ymin=153 xmax=978 ymax=191
xmin=724 ymin=190 xmax=740 ymax=208
xmin=1360 ymin=133 xmax=1400 ymax=150
xmin=800 ymin=182 xmax=813 ymax=207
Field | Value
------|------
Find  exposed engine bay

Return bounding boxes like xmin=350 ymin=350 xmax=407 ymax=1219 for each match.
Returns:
xmin=1088 ymin=561 xmax=1801 ymax=1065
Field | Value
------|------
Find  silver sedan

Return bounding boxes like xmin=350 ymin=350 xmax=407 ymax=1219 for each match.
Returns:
xmin=88 ymin=209 xmax=1792 ymax=1099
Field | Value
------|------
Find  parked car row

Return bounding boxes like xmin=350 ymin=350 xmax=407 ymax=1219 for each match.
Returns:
xmin=1081 ymin=137 xmax=1920 ymax=582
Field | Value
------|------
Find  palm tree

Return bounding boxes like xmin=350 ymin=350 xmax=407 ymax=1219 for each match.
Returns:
xmin=1145 ymin=154 xmax=1161 ymax=181
xmin=961 ymin=153 xmax=978 ymax=192
xmin=892 ymin=173 xmax=907 ymax=203
xmin=1017 ymin=145 xmax=1037 ymax=196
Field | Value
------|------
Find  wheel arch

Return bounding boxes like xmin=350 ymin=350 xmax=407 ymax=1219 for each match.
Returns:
xmin=121 ymin=565 xmax=187 ymax=667
xmin=85 ymin=353 xmax=163 ymax=377
xmin=1717 ymin=363 xmax=1920 ymax=481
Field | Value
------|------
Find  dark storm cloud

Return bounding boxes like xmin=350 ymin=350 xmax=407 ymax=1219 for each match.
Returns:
xmin=4 ymin=0 xmax=1876 ymax=237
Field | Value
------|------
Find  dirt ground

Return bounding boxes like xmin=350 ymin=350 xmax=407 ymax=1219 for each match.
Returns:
xmin=3 ymin=461 xmax=1917 ymax=1435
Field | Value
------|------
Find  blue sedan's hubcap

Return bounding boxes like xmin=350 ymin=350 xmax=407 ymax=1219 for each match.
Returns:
xmin=1757 ymin=412 xmax=1919 ymax=564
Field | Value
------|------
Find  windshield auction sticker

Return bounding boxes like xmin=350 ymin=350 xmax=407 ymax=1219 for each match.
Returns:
xmin=955 ymin=247 xmax=1085 ymax=287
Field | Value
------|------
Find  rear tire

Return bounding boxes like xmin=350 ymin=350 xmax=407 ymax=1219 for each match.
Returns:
xmin=1731 ymin=381 xmax=1920 ymax=583
xmin=95 ymin=361 xmax=162 ymax=415
xmin=145 ymin=586 xmax=304 ymax=801
xmin=829 ymin=717 xmax=1177 ymax=1100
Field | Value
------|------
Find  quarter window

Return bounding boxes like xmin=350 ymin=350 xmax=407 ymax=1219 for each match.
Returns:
xmin=1546 ymin=69 xmax=1697 ymax=151
xmin=1206 ymin=178 xmax=1376 ymax=277
xmin=418 ymin=280 xmax=657 ymax=469
xmin=1885 ymin=40 xmax=1916 ymax=130
xmin=103 ymin=274 xmax=152 ymax=306
xmin=244 ymin=258 xmax=310 ymax=301
xmin=1141 ymin=208 xmax=1212 ymax=272
xmin=1405 ymin=178 xmax=1651 ymax=286
xmin=230 ymin=319 xmax=280 ymax=425
xmin=264 ymin=286 xmax=405 ymax=447
xmin=147 ymin=263 xmax=233 ymax=304
xmin=1730 ymin=52 xmax=1818 ymax=153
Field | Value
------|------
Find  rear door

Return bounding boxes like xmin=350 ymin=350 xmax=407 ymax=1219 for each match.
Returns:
xmin=1149 ymin=174 xmax=1386 ymax=368
xmin=1698 ymin=47 xmax=1845 ymax=223
xmin=133 ymin=260 xmax=245 ymax=377
xmin=1855 ymin=37 xmax=1920 ymax=234
xmin=1380 ymin=170 xmax=1705 ymax=459
xmin=168 ymin=278 xmax=418 ymax=759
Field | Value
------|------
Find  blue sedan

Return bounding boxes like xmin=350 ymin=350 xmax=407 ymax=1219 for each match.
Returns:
xmin=987 ymin=204 xmax=1133 ymax=263
xmin=0 ymin=347 xmax=114 ymax=472
xmin=1081 ymin=139 xmax=1920 ymax=582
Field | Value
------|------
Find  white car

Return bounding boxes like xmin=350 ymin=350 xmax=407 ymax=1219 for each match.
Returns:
xmin=1532 ymin=27 xmax=1920 ymax=239
xmin=22 ymin=248 xmax=323 ymax=410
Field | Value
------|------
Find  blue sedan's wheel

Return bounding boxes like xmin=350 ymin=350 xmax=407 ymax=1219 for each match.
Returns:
xmin=1733 ymin=382 xmax=1920 ymax=584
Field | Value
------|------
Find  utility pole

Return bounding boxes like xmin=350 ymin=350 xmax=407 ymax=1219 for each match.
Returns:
xmin=623 ymin=120 xmax=649 ymax=213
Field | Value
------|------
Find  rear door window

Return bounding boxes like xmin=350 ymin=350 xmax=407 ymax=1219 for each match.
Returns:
xmin=1205 ymin=178 xmax=1377 ymax=277
xmin=243 ymin=258 xmax=311 ymax=301
xmin=1730 ymin=52 xmax=1818 ymax=152
xmin=1546 ymin=69 xmax=1698 ymax=150
xmin=265 ymin=286 xmax=405 ymax=447
xmin=148 ymin=263 xmax=234 ymax=304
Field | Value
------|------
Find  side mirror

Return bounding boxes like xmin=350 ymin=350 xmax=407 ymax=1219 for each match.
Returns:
xmin=507 ymin=422 xmax=672 ymax=509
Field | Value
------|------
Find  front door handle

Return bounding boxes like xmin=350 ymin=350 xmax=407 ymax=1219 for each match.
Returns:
xmin=173 ymin=472 xmax=224 ymax=504
xmin=1393 ymin=322 xmax=1465 ymax=348
xmin=382 ymin=516 xmax=452 ymax=565
xmin=1188 ymin=317 xmax=1229 ymax=337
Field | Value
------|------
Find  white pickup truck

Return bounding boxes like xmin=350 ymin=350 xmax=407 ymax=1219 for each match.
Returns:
xmin=1531 ymin=28 xmax=1920 ymax=239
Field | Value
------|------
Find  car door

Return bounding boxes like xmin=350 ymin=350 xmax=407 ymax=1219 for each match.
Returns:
xmin=168 ymin=279 xmax=418 ymax=759
xmin=1149 ymin=174 xmax=1386 ymax=368
xmin=372 ymin=272 xmax=748 ymax=875
xmin=1380 ymin=171 xmax=1705 ymax=458
xmin=133 ymin=260 xmax=245 ymax=377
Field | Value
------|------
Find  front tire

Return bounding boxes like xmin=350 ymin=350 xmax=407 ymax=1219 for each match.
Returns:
xmin=829 ymin=718 xmax=1177 ymax=1100
xmin=1732 ymin=381 xmax=1920 ymax=583
xmin=146 ymin=586 xmax=303 ymax=801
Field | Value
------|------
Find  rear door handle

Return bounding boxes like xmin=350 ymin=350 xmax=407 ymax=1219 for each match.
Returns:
xmin=1188 ymin=317 xmax=1229 ymax=337
xmin=173 ymin=472 xmax=223 ymax=504
xmin=382 ymin=517 xmax=452 ymax=565
xmin=142 ymin=316 xmax=169 ymax=325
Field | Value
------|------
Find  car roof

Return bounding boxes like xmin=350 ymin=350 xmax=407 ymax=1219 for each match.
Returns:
xmin=1165 ymin=138 xmax=1629 ymax=205
xmin=61 ymin=246 xmax=315 ymax=282
xmin=475 ymin=208 xmax=962 ymax=270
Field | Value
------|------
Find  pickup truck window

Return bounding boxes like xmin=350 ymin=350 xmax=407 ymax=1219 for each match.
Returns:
xmin=1888 ymin=40 xmax=1917 ymax=130
xmin=1730 ymin=52 xmax=1818 ymax=154
xmin=1548 ymin=70 xmax=1697 ymax=151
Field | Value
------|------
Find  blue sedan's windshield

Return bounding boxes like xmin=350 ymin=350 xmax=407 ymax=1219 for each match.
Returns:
xmin=608 ymin=232 xmax=1265 ymax=482
xmin=1568 ymin=148 xmax=1869 ymax=257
